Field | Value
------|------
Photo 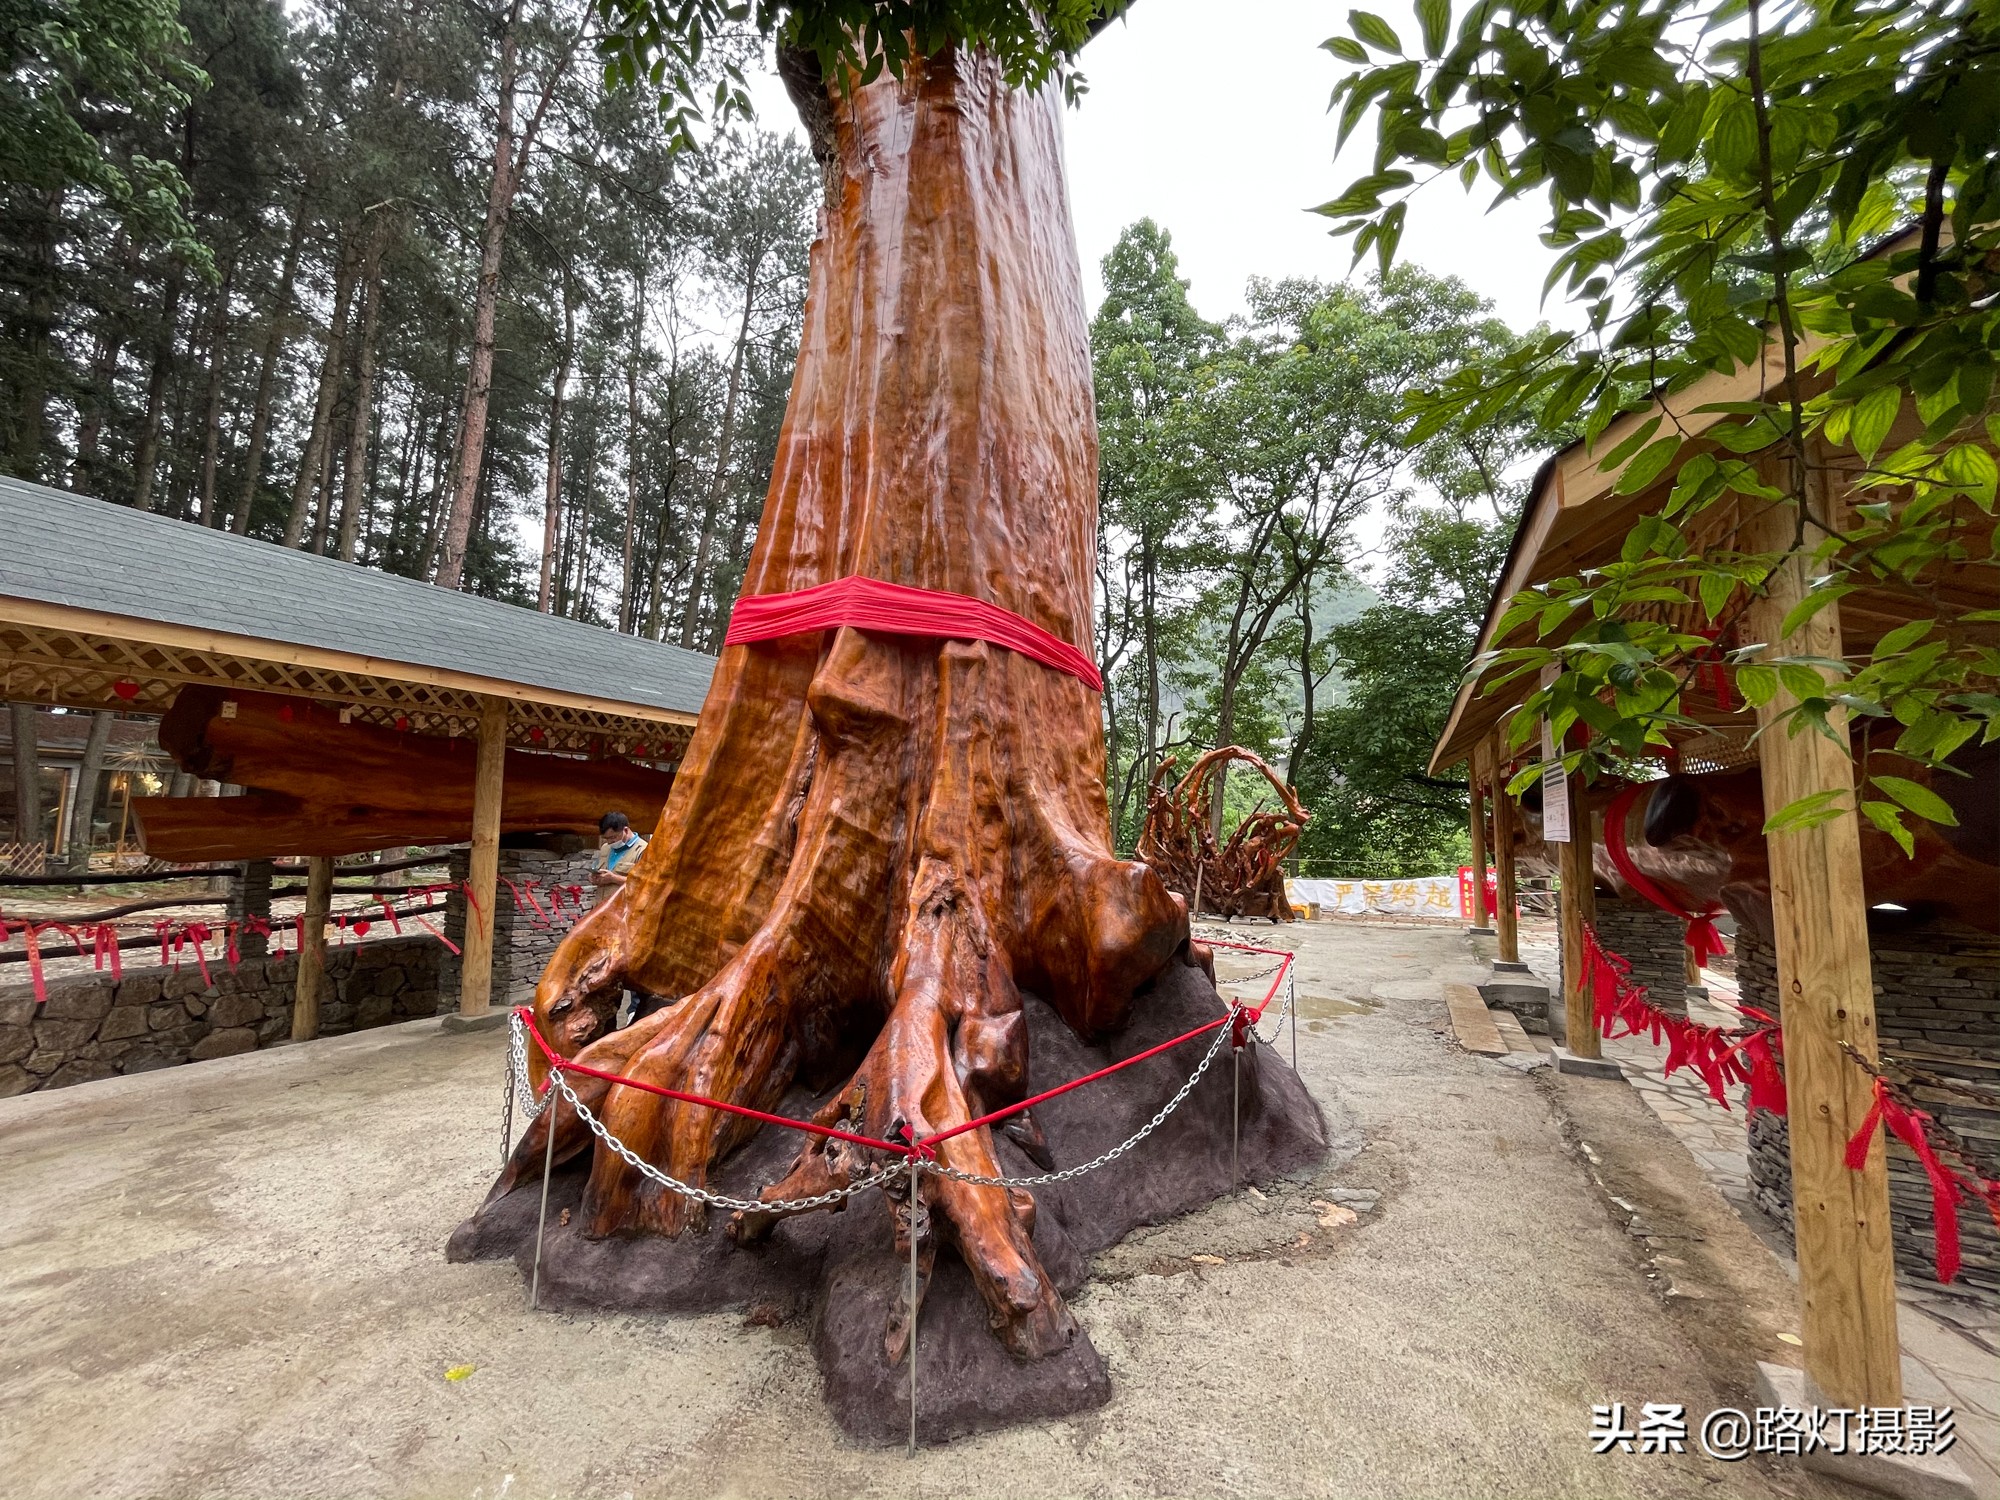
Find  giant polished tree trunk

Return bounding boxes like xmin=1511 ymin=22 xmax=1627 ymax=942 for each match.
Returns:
xmin=505 ymin=49 xmax=1190 ymax=1358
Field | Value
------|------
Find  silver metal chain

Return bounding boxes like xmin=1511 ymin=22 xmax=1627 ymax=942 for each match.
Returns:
xmin=930 ymin=1011 xmax=1237 ymax=1189
xmin=1249 ymin=969 xmax=1295 ymax=1048
xmin=542 ymin=1062 xmax=909 ymax=1213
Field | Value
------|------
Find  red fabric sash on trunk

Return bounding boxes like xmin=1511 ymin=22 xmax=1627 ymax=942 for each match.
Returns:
xmin=1604 ymin=781 xmax=1729 ymax=967
xmin=725 ymin=575 xmax=1103 ymax=691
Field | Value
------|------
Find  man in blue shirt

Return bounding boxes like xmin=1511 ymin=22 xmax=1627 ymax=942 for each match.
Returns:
xmin=592 ymin=810 xmax=648 ymax=890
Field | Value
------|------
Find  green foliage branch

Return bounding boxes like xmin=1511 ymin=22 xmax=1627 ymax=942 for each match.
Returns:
xmin=1320 ymin=0 xmax=2000 ymax=845
xmin=594 ymin=0 xmax=1133 ymax=145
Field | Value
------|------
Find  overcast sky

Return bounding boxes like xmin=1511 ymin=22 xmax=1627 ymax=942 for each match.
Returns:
xmin=1062 ymin=0 xmax=1573 ymax=332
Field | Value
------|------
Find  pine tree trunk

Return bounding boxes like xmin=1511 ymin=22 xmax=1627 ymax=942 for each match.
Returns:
xmin=233 ymin=188 xmax=310 ymax=534
xmin=66 ymin=710 xmax=114 ymax=872
xmin=282 ymin=236 xmax=360 ymax=546
xmin=619 ymin=270 xmax=644 ymax=632
xmin=537 ymin=280 xmax=574 ymax=611
xmin=196 ymin=259 xmax=235 ymax=526
xmin=70 ymin=232 xmax=132 ymax=495
xmin=433 ymin=3 xmax=578 ymax=590
xmin=678 ymin=276 xmax=757 ymax=646
xmin=129 ymin=268 xmax=185 ymax=513
xmin=337 ymin=219 xmax=389 ymax=561
xmin=502 ymin=50 xmax=1190 ymax=1359
xmin=8 ymin=702 xmax=41 ymax=853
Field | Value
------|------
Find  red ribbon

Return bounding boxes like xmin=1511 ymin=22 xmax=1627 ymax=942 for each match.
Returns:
xmin=1581 ymin=925 xmax=1783 ymax=1115
xmin=1846 ymin=1078 xmax=1963 ymax=1284
xmin=726 ymin=574 xmax=1103 ymax=691
xmin=1693 ymin=626 xmax=1734 ymax=710
xmin=1604 ymin=782 xmax=1730 ymax=968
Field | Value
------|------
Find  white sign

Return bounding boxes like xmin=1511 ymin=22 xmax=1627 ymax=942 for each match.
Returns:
xmin=1541 ymin=666 xmax=1570 ymax=843
xmin=1288 ymin=876 xmax=1460 ymax=916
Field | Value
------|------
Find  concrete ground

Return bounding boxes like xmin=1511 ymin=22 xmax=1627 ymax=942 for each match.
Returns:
xmin=0 ymin=920 xmax=1873 ymax=1499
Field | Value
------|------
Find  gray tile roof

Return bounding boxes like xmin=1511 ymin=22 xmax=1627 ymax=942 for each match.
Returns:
xmin=0 ymin=477 xmax=715 ymax=718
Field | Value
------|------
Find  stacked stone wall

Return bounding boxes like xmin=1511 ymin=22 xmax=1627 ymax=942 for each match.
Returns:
xmin=1592 ymin=897 xmax=1690 ymax=1019
xmin=0 ymin=935 xmax=446 ymax=1097
xmin=1743 ymin=924 xmax=2000 ymax=1305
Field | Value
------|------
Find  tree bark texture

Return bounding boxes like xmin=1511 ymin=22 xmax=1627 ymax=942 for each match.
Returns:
xmin=128 ymin=268 xmax=184 ymax=513
xmin=502 ymin=52 xmax=1192 ymax=1360
xmin=538 ymin=279 xmax=574 ymax=611
xmin=233 ymin=188 xmax=310 ymax=533
xmin=66 ymin=709 xmax=114 ymax=871
xmin=337 ymin=218 xmax=391 ymax=561
xmin=8 ymin=702 xmax=41 ymax=852
xmin=282 ymin=237 xmax=359 ymax=547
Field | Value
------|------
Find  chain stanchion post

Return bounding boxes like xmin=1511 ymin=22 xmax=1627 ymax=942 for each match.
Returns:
xmin=907 ymin=1152 xmax=922 ymax=1459
xmin=531 ymin=1072 xmax=558 ymax=1310
xmin=1231 ymin=1010 xmax=1242 ymax=1190
xmin=1288 ymin=965 xmax=1298 ymax=1073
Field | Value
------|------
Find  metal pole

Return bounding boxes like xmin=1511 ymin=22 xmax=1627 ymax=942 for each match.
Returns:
xmin=1231 ymin=1040 xmax=1241 ymax=1189
xmin=531 ymin=1082 xmax=558 ymax=1309
xmin=1289 ymin=970 xmax=1298 ymax=1073
xmin=907 ymin=1158 xmax=921 ymax=1459
xmin=1192 ymin=863 xmax=1203 ymax=923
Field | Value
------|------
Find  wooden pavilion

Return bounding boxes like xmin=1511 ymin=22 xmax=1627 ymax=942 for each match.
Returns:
xmin=0 ymin=476 xmax=712 ymax=1025
xmin=1429 ymin=342 xmax=1998 ymax=1419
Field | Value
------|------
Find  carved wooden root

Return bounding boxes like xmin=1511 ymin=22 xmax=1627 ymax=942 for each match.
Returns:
xmin=484 ymin=49 xmax=1195 ymax=1361
xmin=1136 ymin=746 xmax=1308 ymax=921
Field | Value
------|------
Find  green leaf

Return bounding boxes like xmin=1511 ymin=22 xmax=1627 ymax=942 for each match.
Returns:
xmin=1941 ymin=442 xmax=1998 ymax=509
xmin=1871 ymin=618 xmax=1934 ymax=658
xmin=1763 ymin=788 xmax=1846 ymax=836
xmin=1614 ymin=435 xmax=1681 ymax=495
xmin=1323 ymin=36 xmax=1370 ymax=63
xmin=1598 ymin=413 xmax=1663 ymax=470
xmin=1698 ymin=569 xmax=1736 ymax=621
xmin=1349 ymin=10 xmax=1403 ymax=54
xmin=1415 ymin=0 xmax=1450 ymax=57
xmin=1851 ymin=385 xmax=1901 ymax=463
xmin=1778 ymin=663 xmax=1826 ymax=701
xmin=1777 ymin=583 xmax=1851 ymax=640
xmin=1735 ymin=663 xmax=1779 ymax=706
xmin=1870 ymin=775 xmax=1957 ymax=826
xmin=1710 ymin=95 xmax=1758 ymax=178
xmin=1860 ymin=800 xmax=1916 ymax=858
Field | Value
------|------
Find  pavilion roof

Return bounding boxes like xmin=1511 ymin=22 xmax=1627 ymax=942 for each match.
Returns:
xmin=0 ymin=478 xmax=714 ymax=754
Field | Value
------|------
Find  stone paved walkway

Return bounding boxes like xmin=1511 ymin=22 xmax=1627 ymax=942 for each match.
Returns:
xmin=1510 ymin=915 xmax=1999 ymax=1493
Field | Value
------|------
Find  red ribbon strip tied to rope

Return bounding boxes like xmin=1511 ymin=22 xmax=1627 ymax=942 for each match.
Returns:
xmin=1603 ymin=782 xmax=1729 ymax=969
xmin=1843 ymin=1076 xmax=2000 ymax=1286
xmin=726 ymin=574 xmax=1103 ymax=691
xmin=1582 ymin=924 xmax=1786 ymax=1115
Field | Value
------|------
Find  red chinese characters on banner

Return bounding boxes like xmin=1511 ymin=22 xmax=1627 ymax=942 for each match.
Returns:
xmin=1456 ymin=866 xmax=1507 ymax=920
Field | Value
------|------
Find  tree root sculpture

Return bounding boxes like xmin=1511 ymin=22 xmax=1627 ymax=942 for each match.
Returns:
xmin=1136 ymin=747 xmax=1308 ymax=922
xmin=478 ymin=48 xmax=1208 ymax=1363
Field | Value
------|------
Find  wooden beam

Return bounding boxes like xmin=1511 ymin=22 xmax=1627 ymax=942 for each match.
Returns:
xmin=458 ymin=697 xmax=508 ymax=1017
xmin=1490 ymin=731 xmax=1520 ymax=965
xmin=1743 ymin=495 xmax=1901 ymax=1409
xmin=291 ymin=855 xmax=333 ymax=1041
xmin=1467 ymin=749 xmax=1490 ymax=929
xmin=1558 ymin=774 xmax=1599 ymax=1057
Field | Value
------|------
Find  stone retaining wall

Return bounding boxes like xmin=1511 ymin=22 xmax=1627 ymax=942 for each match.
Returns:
xmin=442 ymin=843 xmax=601 ymax=998
xmin=1743 ymin=923 xmax=2000 ymax=1305
xmin=1593 ymin=897 xmax=1690 ymax=1019
xmin=0 ymin=934 xmax=446 ymax=1097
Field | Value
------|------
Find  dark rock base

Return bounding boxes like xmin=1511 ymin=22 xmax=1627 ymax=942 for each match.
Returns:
xmin=448 ymin=960 xmax=1329 ymax=1444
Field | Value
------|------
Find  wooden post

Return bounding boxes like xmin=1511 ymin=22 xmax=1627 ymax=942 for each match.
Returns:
xmin=1558 ymin=774 xmax=1599 ymax=1058
xmin=1744 ymin=494 xmax=1900 ymax=1408
xmin=1467 ymin=749 xmax=1490 ymax=931
xmin=459 ymin=697 xmax=508 ymax=1016
xmin=291 ymin=855 xmax=333 ymax=1041
xmin=1490 ymin=732 xmax=1520 ymax=965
